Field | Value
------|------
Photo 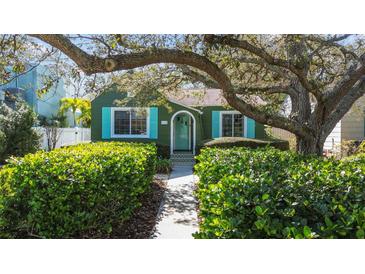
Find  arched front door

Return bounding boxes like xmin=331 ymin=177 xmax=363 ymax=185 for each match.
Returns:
xmin=170 ymin=110 xmax=195 ymax=155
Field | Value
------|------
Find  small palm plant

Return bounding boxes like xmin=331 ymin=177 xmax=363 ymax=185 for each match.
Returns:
xmin=59 ymin=97 xmax=91 ymax=127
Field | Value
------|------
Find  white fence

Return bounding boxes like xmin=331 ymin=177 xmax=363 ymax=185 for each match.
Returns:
xmin=34 ymin=127 xmax=91 ymax=150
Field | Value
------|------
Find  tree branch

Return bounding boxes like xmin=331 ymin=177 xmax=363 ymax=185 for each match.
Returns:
xmin=31 ymin=34 xmax=311 ymax=138
xmin=204 ymin=34 xmax=323 ymax=100
xmin=234 ymin=84 xmax=295 ymax=96
xmin=30 ymin=34 xmax=233 ymax=90
xmin=223 ymin=93 xmax=311 ymax=138
xmin=322 ymin=77 xmax=365 ymax=138
xmin=237 ymin=56 xmax=291 ymax=80
xmin=307 ymin=34 xmax=359 ymax=60
xmin=178 ymin=65 xmax=220 ymax=88
xmin=324 ymin=56 xmax=365 ymax=112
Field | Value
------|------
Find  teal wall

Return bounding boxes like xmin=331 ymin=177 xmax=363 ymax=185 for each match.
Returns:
xmin=91 ymin=88 xmax=268 ymax=147
xmin=1 ymin=68 xmax=37 ymax=111
xmin=1 ymin=65 xmax=66 ymax=119
xmin=91 ymin=88 xmax=203 ymax=147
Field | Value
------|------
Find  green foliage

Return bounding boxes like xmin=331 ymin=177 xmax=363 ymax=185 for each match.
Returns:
xmin=156 ymin=158 xmax=172 ymax=174
xmin=35 ymin=75 xmax=57 ymax=98
xmin=355 ymin=141 xmax=365 ymax=155
xmin=0 ymin=142 xmax=157 ymax=238
xmin=0 ymin=35 xmax=27 ymax=85
xmin=0 ymin=101 xmax=40 ymax=163
xmin=0 ymin=130 xmax=5 ymax=156
xmin=38 ymin=113 xmax=68 ymax=128
xmin=343 ymin=152 xmax=365 ymax=165
xmin=59 ymin=98 xmax=91 ymax=127
xmin=194 ymin=147 xmax=365 ymax=239
xmin=200 ymin=137 xmax=289 ymax=152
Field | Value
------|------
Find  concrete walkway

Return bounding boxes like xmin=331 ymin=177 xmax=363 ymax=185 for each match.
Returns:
xmin=153 ymin=165 xmax=199 ymax=239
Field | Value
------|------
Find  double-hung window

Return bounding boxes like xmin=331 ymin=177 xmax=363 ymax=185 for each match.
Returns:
xmin=111 ymin=107 xmax=149 ymax=138
xmin=221 ymin=111 xmax=244 ymax=137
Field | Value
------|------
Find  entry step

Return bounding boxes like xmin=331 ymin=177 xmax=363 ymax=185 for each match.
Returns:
xmin=170 ymin=153 xmax=195 ymax=166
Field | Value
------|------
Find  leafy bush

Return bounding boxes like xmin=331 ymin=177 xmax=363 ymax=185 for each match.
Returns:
xmin=0 ymin=130 xmax=5 ymax=157
xmin=156 ymin=158 xmax=172 ymax=174
xmin=0 ymin=142 xmax=157 ymax=238
xmin=200 ymin=137 xmax=289 ymax=151
xmin=194 ymin=147 xmax=365 ymax=239
xmin=355 ymin=141 xmax=365 ymax=155
xmin=343 ymin=152 xmax=365 ymax=164
xmin=0 ymin=101 xmax=40 ymax=163
xmin=335 ymin=140 xmax=363 ymax=157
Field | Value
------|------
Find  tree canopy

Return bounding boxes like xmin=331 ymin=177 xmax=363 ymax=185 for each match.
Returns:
xmin=28 ymin=34 xmax=365 ymax=154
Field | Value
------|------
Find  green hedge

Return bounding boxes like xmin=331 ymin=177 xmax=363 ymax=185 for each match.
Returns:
xmin=200 ymin=137 xmax=289 ymax=151
xmin=194 ymin=147 xmax=365 ymax=239
xmin=0 ymin=142 xmax=157 ymax=238
xmin=355 ymin=141 xmax=365 ymax=155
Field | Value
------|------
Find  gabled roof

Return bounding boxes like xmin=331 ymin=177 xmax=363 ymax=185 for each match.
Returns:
xmin=167 ymin=89 xmax=227 ymax=107
xmin=93 ymin=86 xmax=265 ymax=108
xmin=167 ymin=98 xmax=203 ymax=114
xmin=167 ymin=88 xmax=266 ymax=107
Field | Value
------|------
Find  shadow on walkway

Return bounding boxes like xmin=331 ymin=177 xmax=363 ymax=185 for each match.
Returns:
xmin=153 ymin=165 xmax=198 ymax=239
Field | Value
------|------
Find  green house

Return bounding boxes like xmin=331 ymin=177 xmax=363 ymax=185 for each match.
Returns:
xmin=91 ymin=88 xmax=266 ymax=155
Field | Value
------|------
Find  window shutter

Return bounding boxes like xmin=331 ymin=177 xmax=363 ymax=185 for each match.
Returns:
xmin=212 ymin=111 xmax=221 ymax=138
xmin=102 ymin=107 xmax=111 ymax=139
xmin=149 ymin=107 xmax=158 ymax=139
xmin=245 ymin=117 xmax=256 ymax=138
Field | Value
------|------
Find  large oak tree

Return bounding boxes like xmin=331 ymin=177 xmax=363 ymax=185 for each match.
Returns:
xmin=31 ymin=34 xmax=365 ymax=155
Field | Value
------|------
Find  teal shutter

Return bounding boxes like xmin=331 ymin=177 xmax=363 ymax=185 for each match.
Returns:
xmin=102 ymin=107 xmax=111 ymax=139
xmin=149 ymin=107 xmax=158 ymax=139
xmin=245 ymin=117 xmax=256 ymax=138
xmin=212 ymin=111 xmax=221 ymax=138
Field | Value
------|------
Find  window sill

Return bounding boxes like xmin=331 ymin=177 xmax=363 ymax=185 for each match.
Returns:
xmin=111 ymin=134 xmax=150 ymax=139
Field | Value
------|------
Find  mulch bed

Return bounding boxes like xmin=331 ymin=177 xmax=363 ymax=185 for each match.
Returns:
xmin=109 ymin=178 xmax=167 ymax=239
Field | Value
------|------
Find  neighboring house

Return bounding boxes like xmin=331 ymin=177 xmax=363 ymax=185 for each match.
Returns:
xmin=91 ymin=86 xmax=267 ymax=155
xmin=273 ymin=95 xmax=365 ymax=153
xmin=323 ymin=95 xmax=365 ymax=152
xmin=0 ymin=65 xmax=67 ymax=121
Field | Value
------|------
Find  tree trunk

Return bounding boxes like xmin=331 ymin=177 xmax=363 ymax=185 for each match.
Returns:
xmin=296 ymin=135 xmax=324 ymax=156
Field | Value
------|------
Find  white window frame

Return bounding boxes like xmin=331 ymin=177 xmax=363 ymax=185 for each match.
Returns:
xmin=219 ymin=111 xmax=247 ymax=138
xmin=111 ymin=107 xmax=150 ymax=138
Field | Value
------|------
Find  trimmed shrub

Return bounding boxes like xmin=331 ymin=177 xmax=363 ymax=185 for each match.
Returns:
xmin=355 ymin=141 xmax=365 ymax=155
xmin=201 ymin=137 xmax=289 ymax=151
xmin=0 ymin=142 xmax=157 ymax=238
xmin=0 ymin=101 xmax=41 ymax=163
xmin=194 ymin=147 xmax=365 ymax=239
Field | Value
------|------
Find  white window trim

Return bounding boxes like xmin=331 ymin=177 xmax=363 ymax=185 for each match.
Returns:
xmin=219 ymin=111 xmax=247 ymax=138
xmin=111 ymin=107 xmax=150 ymax=138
